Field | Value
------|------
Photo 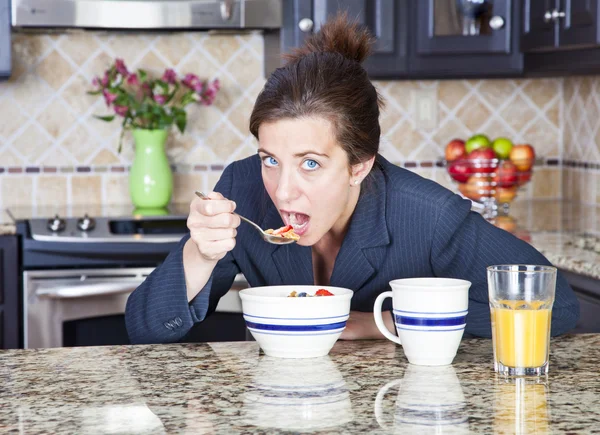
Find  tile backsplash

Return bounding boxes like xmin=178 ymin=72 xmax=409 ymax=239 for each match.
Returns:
xmin=0 ymin=30 xmax=596 ymax=214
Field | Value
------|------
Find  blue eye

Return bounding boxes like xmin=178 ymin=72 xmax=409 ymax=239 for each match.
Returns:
xmin=263 ymin=156 xmax=278 ymax=167
xmin=302 ymin=159 xmax=320 ymax=171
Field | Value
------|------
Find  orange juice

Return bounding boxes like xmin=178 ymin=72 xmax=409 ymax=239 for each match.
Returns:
xmin=491 ymin=300 xmax=551 ymax=368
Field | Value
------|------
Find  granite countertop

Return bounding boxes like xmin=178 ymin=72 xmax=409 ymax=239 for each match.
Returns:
xmin=2 ymin=200 xmax=599 ymax=279
xmin=0 ymin=336 xmax=599 ymax=433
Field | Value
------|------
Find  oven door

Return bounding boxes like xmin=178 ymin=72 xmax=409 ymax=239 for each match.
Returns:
xmin=24 ymin=268 xmax=151 ymax=348
xmin=24 ymin=268 xmax=248 ymax=348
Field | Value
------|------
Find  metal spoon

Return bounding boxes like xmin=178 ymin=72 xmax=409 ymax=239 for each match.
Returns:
xmin=194 ymin=191 xmax=297 ymax=245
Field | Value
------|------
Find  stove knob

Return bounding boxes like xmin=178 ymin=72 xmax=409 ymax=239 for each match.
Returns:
xmin=47 ymin=215 xmax=66 ymax=233
xmin=77 ymin=214 xmax=96 ymax=232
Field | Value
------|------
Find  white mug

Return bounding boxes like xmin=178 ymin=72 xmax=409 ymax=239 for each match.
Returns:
xmin=373 ymin=277 xmax=471 ymax=366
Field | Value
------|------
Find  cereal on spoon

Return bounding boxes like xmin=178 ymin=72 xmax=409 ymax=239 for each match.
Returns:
xmin=265 ymin=225 xmax=300 ymax=241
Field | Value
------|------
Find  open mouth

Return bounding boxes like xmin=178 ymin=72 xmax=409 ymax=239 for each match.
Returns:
xmin=281 ymin=211 xmax=310 ymax=236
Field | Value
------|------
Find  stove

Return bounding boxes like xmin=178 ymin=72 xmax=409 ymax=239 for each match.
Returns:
xmin=8 ymin=204 xmax=247 ymax=349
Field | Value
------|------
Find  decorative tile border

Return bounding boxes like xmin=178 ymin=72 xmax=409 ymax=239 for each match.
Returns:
xmin=0 ymin=159 xmax=583 ymax=175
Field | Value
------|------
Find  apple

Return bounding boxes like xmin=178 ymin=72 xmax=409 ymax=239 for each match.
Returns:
xmin=467 ymin=147 xmax=496 ymax=173
xmin=495 ymin=186 xmax=517 ymax=204
xmin=445 ymin=139 xmax=466 ymax=162
xmin=492 ymin=137 xmax=513 ymax=160
xmin=465 ymin=134 xmax=491 ymax=154
xmin=517 ymin=172 xmax=532 ymax=186
xmin=448 ymin=160 xmax=473 ymax=183
xmin=461 ymin=175 xmax=493 ymax=201
xmin=509 ymin=144 xmax=535 ymax=172
xmin=492 ymin=215 xmax=517 ymax=233
xmin=493 ymin=160 xmax=518 ymax=188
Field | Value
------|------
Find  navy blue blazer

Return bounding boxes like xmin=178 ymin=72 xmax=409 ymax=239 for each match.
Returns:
xmin=125 ymin=155 xmax=580 ymax=344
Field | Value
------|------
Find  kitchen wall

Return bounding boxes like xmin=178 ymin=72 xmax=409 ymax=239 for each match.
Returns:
xmin=563 ymin=76 xmax=600 ymax=206
xmin=0 ymin=31 xmax=572 ymax=213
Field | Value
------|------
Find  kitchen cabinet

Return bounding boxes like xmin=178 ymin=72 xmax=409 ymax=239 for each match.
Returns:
xmin=409 ymin=0 xmax=523 ymax=77
xmin=278 ymin=0 xmax=408 ymax=79
xmin=0 ymin=236 xmax=19 ymax=349
xmin=561 ymin=269 xmax=600 ymax=333
xmin=522 ymin=0 xmax=600 ymax=52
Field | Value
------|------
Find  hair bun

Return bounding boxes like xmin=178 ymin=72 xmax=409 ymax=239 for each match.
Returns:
xmin=284 ymin=12 xmax=375 ymax=64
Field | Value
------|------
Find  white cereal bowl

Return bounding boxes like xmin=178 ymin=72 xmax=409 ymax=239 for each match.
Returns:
xmin=238 ymin=285 xmax=353 ymax=359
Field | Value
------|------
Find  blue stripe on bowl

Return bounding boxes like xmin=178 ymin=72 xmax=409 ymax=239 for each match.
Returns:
xmin=245 ymin=320 xmax=347 ymax=332
xmin=395 ymin=315 xmax=466 ymax=327
xmin=243 ymin=314 xmax=349 ymax=321
xmin=247 ymin=328 xmax=344 ymax=336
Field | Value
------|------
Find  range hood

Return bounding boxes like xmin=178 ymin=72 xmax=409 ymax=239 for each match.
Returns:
xmin=11 ymin=0 xmax=281 ymax=30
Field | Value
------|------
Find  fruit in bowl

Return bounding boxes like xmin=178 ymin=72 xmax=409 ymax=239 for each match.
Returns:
xmin=444 ymin=135 xmax=536 ymax=214
xmin=238 ymin=285 xmax=353 ymax=359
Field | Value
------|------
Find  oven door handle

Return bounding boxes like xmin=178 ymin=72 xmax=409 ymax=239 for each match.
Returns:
xmin=36 ymin=282 xmax=142 ymax=299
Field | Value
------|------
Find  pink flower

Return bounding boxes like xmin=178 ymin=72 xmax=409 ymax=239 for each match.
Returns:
xmin=212 ymin=78 xmax=220 ymax=91
xmin=162 ymin=68 xmax=177 ymax=84
xmin=92 ymin=77 xmax=100 ymax=88
xmin=101 ymin=72 xmax=110 ymax=87
xmin=182 ymin=73 xmax=203 ymax=92
xmin=114 ymin=105 xmax=128 ymax=117
xmin=126 ymin=73 xmax=139 ymax=86
xmin=103 ymin=89 xmax=117 ymax=106
xmin=115 ymin=58 xmax=129 ymax=77
xmin=153 ymin=94 xmax=167 ymax=105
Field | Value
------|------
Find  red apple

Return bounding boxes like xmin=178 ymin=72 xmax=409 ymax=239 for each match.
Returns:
xmin=448 ymin=160 xmax=473 ymax=183
xmin=517 ymin=172 xmax=532 ymax=186
xmin=445 ymin=139 xmax=466 ymax=162
xmin=509 ymin=144 xmax=535 ymax=172
xmin=467 ymin=148 xmax=496 ymax=174
xmin=493 ymin=160 xmax=518 ymax=188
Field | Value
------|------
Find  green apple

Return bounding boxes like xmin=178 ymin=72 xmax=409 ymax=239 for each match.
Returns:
xmin=492 ymin=137 xmax=513 ymax=160
xmin=465 ymin=134 xmax=491 ymax=154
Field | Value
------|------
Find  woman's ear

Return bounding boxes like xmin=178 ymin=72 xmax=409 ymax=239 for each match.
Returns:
xmin=350 ymin=156 xmax=376 ymax=186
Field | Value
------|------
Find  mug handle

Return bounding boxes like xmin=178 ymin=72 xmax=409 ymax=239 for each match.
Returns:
xmin=374 ymin=378 xmax=403 ymax=430
xmin=373 ymin=291 xmax=402 ymax=345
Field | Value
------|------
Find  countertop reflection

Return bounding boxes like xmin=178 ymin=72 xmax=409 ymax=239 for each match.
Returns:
xmin=1 ymin=336 xmax=599 ymax=433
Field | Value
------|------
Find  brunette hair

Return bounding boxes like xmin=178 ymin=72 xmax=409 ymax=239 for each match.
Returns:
xmin=249 ymin=12 xmax=384 ymax=169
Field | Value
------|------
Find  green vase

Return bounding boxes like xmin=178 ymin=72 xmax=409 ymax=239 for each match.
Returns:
xmin=129 ymin=129 xmax=173 ymax=209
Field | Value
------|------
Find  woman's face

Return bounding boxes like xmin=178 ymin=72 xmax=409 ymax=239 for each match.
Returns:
xmin=258 ymin=117 xmax=366 ymax=246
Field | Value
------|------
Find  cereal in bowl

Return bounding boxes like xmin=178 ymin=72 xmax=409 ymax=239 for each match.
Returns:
xmin=287 ymin=289 xmax=334 ymax=297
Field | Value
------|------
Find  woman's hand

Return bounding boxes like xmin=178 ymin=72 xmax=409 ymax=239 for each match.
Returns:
xmin=339 ymin=310 xmax=396 ymax=340
xmin=187 ymin=191 xmax=240 ymax=263
xmin=183 ymin=192 xmax=240 ymax=301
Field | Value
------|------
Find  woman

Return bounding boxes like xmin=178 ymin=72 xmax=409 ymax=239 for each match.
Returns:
xmin=125 ymin=15 xmax=579 ymax=345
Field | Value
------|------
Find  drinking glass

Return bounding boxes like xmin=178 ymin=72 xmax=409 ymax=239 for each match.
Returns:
xmin=487 ymin=265 xmax=556 ymax=376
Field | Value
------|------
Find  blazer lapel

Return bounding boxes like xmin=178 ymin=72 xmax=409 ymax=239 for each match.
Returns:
xmin=330 ymin=165 xmax=390 ymax=291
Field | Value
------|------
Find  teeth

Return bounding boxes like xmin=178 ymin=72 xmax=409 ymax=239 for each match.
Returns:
xmin=289 ymin=213 xmax=298 ymax=225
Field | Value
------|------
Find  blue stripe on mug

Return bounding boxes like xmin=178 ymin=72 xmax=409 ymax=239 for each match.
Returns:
xmin=245 ymin=320 xmax=347 ymax=332
xmin=394 ymin=315 xmax=467 ymax=327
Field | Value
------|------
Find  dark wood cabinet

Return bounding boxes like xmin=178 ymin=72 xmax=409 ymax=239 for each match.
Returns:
xmin=561 ymin=270 xmax=600 ymax=334
xmin=522 ymin=0 xmax=600 ymax=51
xmin=409 ymin=0 xmax=522 ymax=77
xmin=278 ymin=0 xmax=408 ymax=79
xmin=521 ymin=0 xmax=559 ymax=52
xmin=559 ymin=0 xmax=599 ymax=48
xmin=0 ymin=236 xmax=20 ymax=349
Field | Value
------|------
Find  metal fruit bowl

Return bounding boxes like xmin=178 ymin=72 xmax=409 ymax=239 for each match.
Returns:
xmin=446 ymin=158 xmax=534 ymax=217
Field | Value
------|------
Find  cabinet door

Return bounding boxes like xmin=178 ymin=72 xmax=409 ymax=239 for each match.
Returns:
xmin=416 ymin=0 xmax=512 ymax=54
xmin=0 ymin=236 xmax=19 ymax=349
xmin=410 ymin=0 xmax=522 ymax=77
xmin=280 ymin=0 xmax=408 ymax=79
xmin=559 ymin=0 xmax=599 ymax=48
xmin=521 ymin=0 xmax=559 ymax=52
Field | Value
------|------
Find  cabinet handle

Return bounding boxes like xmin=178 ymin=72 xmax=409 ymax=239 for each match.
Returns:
xmin=298 ymin=18 xmax=314 ymax=33
xmin=489 ymin=16 xmax=505 ymax=30
xmin=544 ymin=9 xmax=566 ymax=22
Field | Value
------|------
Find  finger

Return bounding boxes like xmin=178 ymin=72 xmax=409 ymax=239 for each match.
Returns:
xmin=194 ymin=237 xmax=236 ymax=259
xmin=206 ymin=191 xmax=224 ymax=200
xmin=188 ymin=212 xmax=240 ymax=230
xmin=194 ymin=198 xmax=236 ymax=216
xmin=191 ymin=227 xmax=237 ymax=241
